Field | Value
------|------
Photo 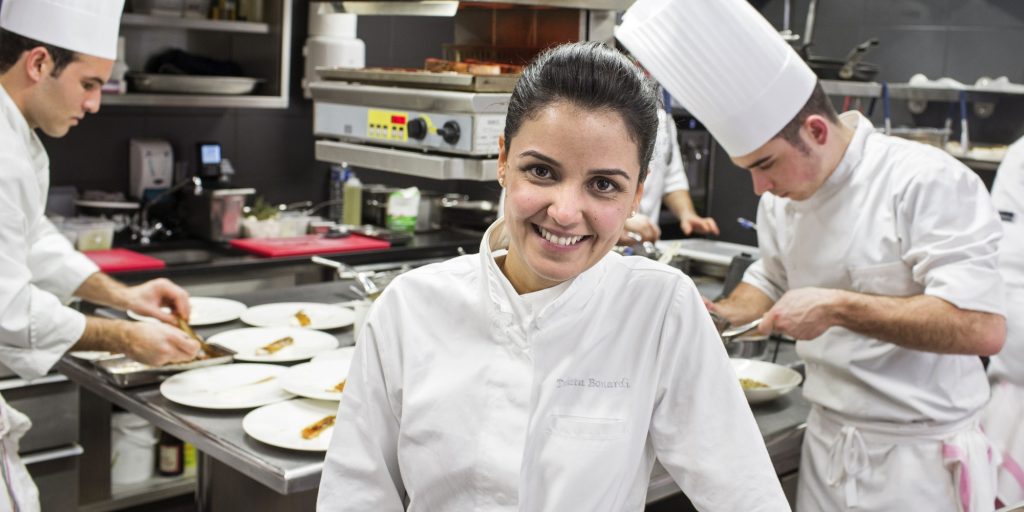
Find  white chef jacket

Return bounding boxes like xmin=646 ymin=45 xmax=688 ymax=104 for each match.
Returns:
xmin=981 ymin=136 xmax=1024 ymax=504
xmin=1 ymin=85 xmax=99 ymax=512
xmin=638 ymin=108 xmax=690 ymax=224
xmin=744 ymin=111 xmax=1005 ymax=510
xmin=318 ymin=218 xmax=789 ymax=511
xmin=0 ymin=85 xmax=97 ymax=380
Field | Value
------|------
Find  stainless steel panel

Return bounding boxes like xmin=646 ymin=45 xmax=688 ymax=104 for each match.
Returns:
xmin=3 ymin=377 xmax=79 ymax=454
xmin=315 ymin=139 xmax=498 ymax=181
xmin=310 ymin=82 xmax=510 ymax=113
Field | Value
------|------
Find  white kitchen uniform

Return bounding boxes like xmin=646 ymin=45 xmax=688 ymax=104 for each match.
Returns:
xmin=0 ymin=85 xmax=99 ymax=511
xmin=318 ymin=218 xmax=789 ymax=511
xmin=638 ymin=109 xmax=690 ymax=224
xmin=982 ymin=136 xmax=1024 ymax=505
xmin=744 ymin=111 xmax=1005 ymax=511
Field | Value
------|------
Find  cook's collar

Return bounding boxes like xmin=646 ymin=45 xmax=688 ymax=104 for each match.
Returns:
xmin=790 ymin=110 xmax=872 ymax=212
xmin=0 ymin=83 xmax=49 ymax=172
xmin=477 ymin=218 xmax=602 ymax=331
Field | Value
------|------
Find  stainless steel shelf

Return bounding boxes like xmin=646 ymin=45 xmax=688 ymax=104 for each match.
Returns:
xmin=121 ymin=13 xmax=270 ymax=33
xmin=316 ymin=140 xmax=498 ymax=181
xmin=101 ymin=94 xmax=288 ymax=109
xmin=80 ymin=473 xmax=196 ymax=512
xmin=472 ymin=0 xmax=635 ymax=9
xmin=820 ymin=79 xmax=1024 ymax=101
xmin=820 ymin=80 xmax=881 ymax=98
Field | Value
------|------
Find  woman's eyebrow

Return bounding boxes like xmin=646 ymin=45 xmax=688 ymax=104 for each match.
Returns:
xmin=518 ymin=150 xmax=560 ymax=167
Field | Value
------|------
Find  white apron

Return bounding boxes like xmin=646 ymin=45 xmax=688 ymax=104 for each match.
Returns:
xmin=798 ymin=406 xmax=998 ymax=512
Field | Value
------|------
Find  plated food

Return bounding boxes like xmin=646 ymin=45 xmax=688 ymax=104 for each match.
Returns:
xmin=240 ymin=302 xmax=355 ymax=330
xmin=242 ymin=398 xmax=339 ymax=451
xmin=208 ymin=328 xmax=338 ymax=363
xmin=159 ymin=363 xmax=294 ymax=410
xmin=731 ymin=359 xmax=803 ymax=405
xmin=128 ymin=297 xmax=248 ymax=326
xmin=280 ymin=358 xmax=354 ymax=401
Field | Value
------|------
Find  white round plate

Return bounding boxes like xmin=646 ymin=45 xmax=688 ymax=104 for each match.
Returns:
xmin=731 ymin=359 xmax=803 ymax=404
xmin=159 ymin=363 xmax=294 ymax=410
xmin=207 ymin=327 xmax=338 ymax=363
xmin=128 ymin=297 xmax=248 ymax=326
xmin=243 ymin=398 xmax=339 ymax=451
xmin=69 ymin=351 xmax=116 ymax=361
xmin=240 ymin=302 xmax=354 ymax=330
xmin=280 ymin=359 xmax=354 ymax=401
xmin=311 ymin=346 xmax=356 ymax=364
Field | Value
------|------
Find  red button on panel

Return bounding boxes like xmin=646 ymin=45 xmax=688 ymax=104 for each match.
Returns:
xmin=392 ymin=115 xmax=406 ymax=125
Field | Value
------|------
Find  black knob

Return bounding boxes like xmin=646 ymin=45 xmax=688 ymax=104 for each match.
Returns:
xmin=436 ymin=121 xmax=461 ymax=145
xmin=407 ymin=118 xmax=428 ymax=140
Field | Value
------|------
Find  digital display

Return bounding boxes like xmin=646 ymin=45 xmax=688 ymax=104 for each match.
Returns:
xmin=391 ymin=115 xmax=406 ymax=125
xmin=200 ymin=144 xmax=222 ymax=165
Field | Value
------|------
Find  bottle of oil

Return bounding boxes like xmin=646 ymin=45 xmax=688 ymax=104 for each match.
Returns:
xmin=342 ymin=172 xmax=362 ymax=226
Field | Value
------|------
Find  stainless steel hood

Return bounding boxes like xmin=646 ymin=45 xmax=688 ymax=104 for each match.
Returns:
xmin=337 ymin=0 xmax=635 ymax=16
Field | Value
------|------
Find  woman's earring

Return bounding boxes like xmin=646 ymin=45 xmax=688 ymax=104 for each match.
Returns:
xmin=498 ymin=177 xmax=505 ymax=187
xmin=630 ymin=210 xmax=637 ymax=218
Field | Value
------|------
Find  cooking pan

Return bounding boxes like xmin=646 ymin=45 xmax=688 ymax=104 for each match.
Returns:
xmin=801 ymin=38 xmax=880 ymax=82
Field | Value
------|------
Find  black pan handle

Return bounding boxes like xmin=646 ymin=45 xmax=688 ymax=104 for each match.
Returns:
xmin=839 ymin=38 xmax=879 ymax=80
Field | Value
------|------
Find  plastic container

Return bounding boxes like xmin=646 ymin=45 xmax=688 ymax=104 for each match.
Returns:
xmin=62 ymin=218 xmax=115 ymax=250
xmin=111 ymin=412 xmax=158 ymax=485
xmin=386 ymin=187 xmax=419 ymax=232
xmin=328 ymin=164 xmax=348 ymax=222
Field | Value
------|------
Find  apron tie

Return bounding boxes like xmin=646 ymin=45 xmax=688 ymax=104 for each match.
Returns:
xmin=827 ymin=424 xmax=869 ymax=508
xmin=943 ymin=427 xmax=1001 ymax=512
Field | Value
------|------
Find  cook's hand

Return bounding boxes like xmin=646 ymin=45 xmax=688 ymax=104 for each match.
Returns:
xmin=121 ymin=321 xmax=201 ymax=366
xmin=679 ymin=212 xmax=720 ymax=236
xmin=759 ymin=287 xmax=841 ymax=340
xmin=620 ymin=214 xmax=660 ymax=244
xmin=124 ymin=278 xmax=191 ymax=325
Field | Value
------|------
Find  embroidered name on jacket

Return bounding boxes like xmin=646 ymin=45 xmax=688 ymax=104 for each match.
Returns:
xmin=557 ymin=377 xmax=631 ymax=389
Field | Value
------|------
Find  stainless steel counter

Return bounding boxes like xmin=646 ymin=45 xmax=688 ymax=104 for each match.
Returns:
xmin=59 ymin=280 xmax=810 ymax=508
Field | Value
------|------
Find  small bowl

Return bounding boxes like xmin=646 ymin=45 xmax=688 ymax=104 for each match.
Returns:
xmin=731 ymin=358 xmax=802 ymax=404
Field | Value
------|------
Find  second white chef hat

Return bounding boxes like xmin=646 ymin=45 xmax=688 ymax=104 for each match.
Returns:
xmin=616 ymin=0 xmax=817 ymax=157
xmin=0 ymin=0 xmax=125 ymax=60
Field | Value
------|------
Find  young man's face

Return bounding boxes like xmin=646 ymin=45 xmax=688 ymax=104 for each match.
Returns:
xmin=29 ymin=52 xmax=112 ymax=138
xmin=731 ymin=120 xmax=830 ymax=202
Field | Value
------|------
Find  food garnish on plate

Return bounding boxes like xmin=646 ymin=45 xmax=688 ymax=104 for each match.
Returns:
xmin=301 ymin=415 xmax=336 ymax=440
xmin=295 ymin=310 xmax=311 ymax=327
xmin=256 ymin=336 xmax=294 ymax=355
xmin=327 ymin=379 xmax=346 ymax=393
xmin=739 ymin=378 xmax=769 ymax=390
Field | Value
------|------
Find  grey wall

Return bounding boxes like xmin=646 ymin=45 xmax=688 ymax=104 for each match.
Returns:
xmin=43 ymin=4 xmax=458 ymax=206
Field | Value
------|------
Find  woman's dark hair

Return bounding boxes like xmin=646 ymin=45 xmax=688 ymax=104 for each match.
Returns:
xmin=0 ymin=28 xmax=77 ymax=76
xmin=504 ymin=41 xmax=660 ymax=184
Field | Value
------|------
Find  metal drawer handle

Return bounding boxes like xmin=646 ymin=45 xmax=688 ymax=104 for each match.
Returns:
xmin=0 ymin=373 xmax=69 ymax=392
xmin=21 ymin=444 xmax=84 ymax=466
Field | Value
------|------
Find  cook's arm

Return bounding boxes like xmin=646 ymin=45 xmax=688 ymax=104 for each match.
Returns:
xmin=652 ymin=279 xmax=790 ymax=511
xmin=318 ymin=307 xmax=405 ymax=511
xmin=662 ymin=189 xmax=720 ymax=236
xmin=762 ymin=290 xmax=1004 ymax=355
xmin=73 ymin=273 xmax=191 ymax=325
xmin=711 ymin=282 xmax=775 ymax=325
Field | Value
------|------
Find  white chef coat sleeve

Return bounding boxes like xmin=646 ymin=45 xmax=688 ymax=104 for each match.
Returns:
xmin=898 ymin=164 xmax=1005 ymax=316
xmin=318 ymin=302 xmax=405 ymax=511
xmin=741 ymin=200 xmax=786 ymax=302
xmin=0 ymin=205 xmax=87 ymax=381
xmin=27 ymin=216 xmax=99 ymax=302
xmin=661 ymin=118 xmax=690 ymax=193
xmin=650 ymin=278 xmax=789 ymax=511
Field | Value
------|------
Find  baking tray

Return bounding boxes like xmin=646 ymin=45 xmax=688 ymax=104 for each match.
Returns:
xmin=316 ymin=67 xmax=519 ymax=92
xmin=129 ymin=73 xmax=263 ymax=95
xmin=92 ymin=343 xmax=235 ymax=388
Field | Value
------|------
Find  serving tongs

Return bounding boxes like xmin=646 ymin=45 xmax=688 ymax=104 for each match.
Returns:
xmin=176 ymin=316 xmax=216 ymax=359
xmin=719 ymin=318 xmax=766 ymax=344
xmin=311 ymin=256 xmax=381 ymax=299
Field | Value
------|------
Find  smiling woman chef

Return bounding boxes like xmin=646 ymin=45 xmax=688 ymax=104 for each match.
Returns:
xmin=0 ymin=1 xmax=200 ymax=508
xmin=317 ymin=42 xmax=788 ymax=511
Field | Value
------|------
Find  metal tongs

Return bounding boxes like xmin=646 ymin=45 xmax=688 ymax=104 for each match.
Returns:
xmin=717 ymin=317 xmax=766 ymax=344
xmin=311 ymin=256 xmax=380 ymax=298
xmin=176 ymin=316 xmax=215 ymax=358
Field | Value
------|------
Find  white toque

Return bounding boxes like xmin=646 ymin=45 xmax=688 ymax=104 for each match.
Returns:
xmin=1 ymin=0 xmax=126 ymax=60
xmin=617 ymin=0 xmax=816 ymax=157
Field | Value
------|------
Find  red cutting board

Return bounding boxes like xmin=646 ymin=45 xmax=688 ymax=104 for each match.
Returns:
xmin=229 ymin=234 xmax=390 ymax=258
xmin=83 ymin=248 xmax=167 ymax=273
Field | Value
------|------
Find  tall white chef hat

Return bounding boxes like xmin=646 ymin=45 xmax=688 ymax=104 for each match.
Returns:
xmin=616 ymin=0 xmax=817 ymax=157
xmin=1 ymin=0 xmax=125 ymax=60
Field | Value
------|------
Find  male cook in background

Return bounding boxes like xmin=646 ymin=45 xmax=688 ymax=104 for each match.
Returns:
xmin=0 ymin=0 xmax=199 ymax=508
xmin=619 ymin=1 xmax=1006 ymax=511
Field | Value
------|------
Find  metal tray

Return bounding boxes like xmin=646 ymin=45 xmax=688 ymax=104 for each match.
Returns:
xmin=129 ymin=73 xmax=263 ymax=95
xmin=92 ymin=343 xmax=235 ymax=388
xmin=316 ymin=67 xmax=519 ymax=92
